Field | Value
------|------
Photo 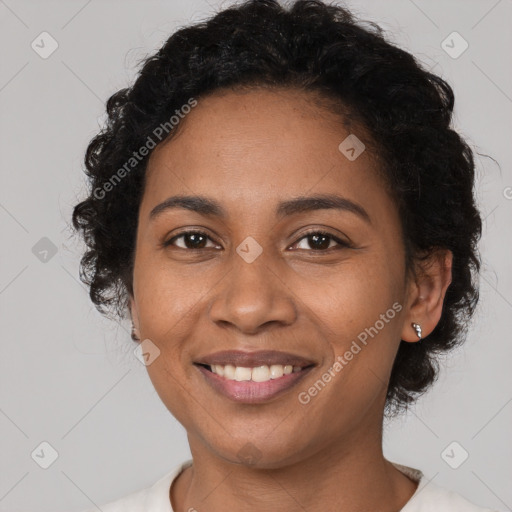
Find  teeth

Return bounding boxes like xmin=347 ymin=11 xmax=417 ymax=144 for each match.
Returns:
xmin=210 ymin=364 xmax=303 ymax=382
xmin=234 ymin=366 xmax=251 ymax=381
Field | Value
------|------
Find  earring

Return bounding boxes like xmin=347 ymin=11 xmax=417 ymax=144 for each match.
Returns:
xmin=131 ymin=323 xmax=140 ymax=342
xmin=411 ymin=322 xmax=422 ymax=340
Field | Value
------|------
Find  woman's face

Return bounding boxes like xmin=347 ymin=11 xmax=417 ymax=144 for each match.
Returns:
xmin=130 ymin=88 xmax=416 ymax=467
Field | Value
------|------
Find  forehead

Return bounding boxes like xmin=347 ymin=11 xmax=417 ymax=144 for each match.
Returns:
xmin=142 ymin=87 xmax=390 ymax=220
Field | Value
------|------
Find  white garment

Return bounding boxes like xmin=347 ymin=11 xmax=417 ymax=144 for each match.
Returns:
xmin=82 ymin=459 xmax=499 ymax=511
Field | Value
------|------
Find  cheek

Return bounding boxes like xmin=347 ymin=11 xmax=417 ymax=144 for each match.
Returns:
xmin=293 ymin=258 xmax=404 ymax=426
xmin=299 ymin=250 xmax=405 ymax=371
xmin=133 ymin=252 xmax=207 ymax=338
xmin=134 ymin=262 xmax=202 ymax=422
xmin=144 ymin=356 xmax=197 ymax=431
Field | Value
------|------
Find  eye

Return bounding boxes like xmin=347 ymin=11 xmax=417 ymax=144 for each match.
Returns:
xmin=290 ymin=230 xmax=350 ymax=251
xmin=163 ymin=230 xmax=219 ymax=250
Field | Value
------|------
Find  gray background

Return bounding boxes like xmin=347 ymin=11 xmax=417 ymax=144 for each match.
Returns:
xmin=0 ymin=0 xmax=511 ymax=511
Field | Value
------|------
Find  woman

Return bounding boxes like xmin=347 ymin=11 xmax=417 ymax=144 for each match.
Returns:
xmin=72 ymin=1 xmax=497 ymax=510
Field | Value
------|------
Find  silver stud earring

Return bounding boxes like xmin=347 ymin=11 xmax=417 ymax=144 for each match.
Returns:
xmin=411 ymin=322 xmax=422 ymax=340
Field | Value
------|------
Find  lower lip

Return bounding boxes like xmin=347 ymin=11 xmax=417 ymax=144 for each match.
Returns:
xmin=195 ymin=365 xmax=314 ymax=404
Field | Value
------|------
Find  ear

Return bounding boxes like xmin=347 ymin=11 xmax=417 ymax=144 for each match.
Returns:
xmin=129 ymin=294 xmax=141 ymax=341
xmin=401 ymin=249 xmax=453 ymax=342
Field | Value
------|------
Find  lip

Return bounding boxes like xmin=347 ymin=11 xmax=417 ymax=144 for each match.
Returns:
xmin=194 ymin=350 xmax=316 ymax=368
xmin=195 ymin=363 xmax=315 ymax=404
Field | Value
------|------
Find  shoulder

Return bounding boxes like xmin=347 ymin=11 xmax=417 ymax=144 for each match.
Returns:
xmin=78 ymin=459 xmax=193 ymax=512
xmin=392 ymin=462 xmax=499 ymax=512
xmin=403 ymin=479 xmax=499 ymax=512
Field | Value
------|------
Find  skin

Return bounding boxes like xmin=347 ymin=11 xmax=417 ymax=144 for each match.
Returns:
xmin=129 ymin=87 xmax=452 ymax=512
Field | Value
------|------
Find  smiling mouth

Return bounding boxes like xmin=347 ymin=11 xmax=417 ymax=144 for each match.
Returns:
xmin=194 ymin=362 xmax=315 ymax=404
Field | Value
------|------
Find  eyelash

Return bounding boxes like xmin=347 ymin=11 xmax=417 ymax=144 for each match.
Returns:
xmin=163 ymin=229 xmax=351 ymax=252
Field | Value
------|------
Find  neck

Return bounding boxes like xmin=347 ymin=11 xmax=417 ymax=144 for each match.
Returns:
xmin=171 ymin=414 xmax=418 ymax=512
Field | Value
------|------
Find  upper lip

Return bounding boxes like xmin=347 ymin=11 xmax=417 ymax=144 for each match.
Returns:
xmin=194 ymin=350 xmax=316 ymax=368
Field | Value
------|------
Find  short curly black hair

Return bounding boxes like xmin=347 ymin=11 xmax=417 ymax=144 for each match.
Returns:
xmin=71 ymin=0 xmax=482 ymax=413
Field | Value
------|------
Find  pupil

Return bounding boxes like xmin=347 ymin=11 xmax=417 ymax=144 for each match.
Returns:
xmin=310 ymin=234 xmax=329 ymax=250
xmin=186 ymin=233 xmax=206 ymax=248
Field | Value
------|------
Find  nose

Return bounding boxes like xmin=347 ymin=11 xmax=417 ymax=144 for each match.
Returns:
xmin=208 ymin=252 xmax=297 ymax=334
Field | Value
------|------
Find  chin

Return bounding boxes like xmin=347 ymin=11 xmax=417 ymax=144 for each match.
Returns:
xmin=208 ymin=433 xmax=311 ymax=470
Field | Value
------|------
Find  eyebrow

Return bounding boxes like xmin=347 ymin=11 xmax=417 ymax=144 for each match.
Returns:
xmin=149 ymin=193 xmax=371 ymax=224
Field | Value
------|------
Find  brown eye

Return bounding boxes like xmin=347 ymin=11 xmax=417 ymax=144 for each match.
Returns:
xmin=292 ymin=231 xmax=350 ymax=251
xmin=164 ymin=231 xmax=218 ymax=250
xmin=305 ymin=233 xmax=332 ymax=250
